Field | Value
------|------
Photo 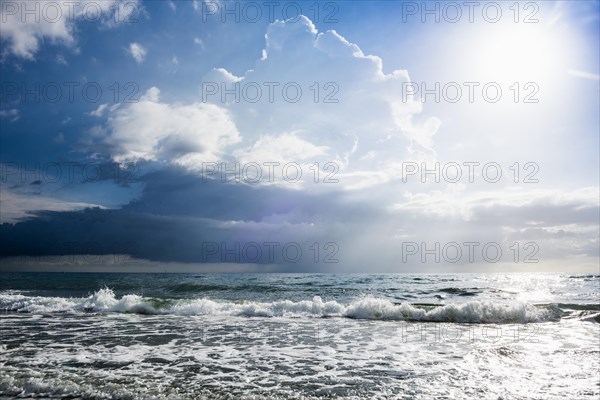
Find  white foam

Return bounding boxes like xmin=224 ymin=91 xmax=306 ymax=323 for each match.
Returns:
xmin=0 ymin=290 xmax=562 ymax=323
xmin=78 ymin=287 xmax=156 ymax=314
xmin=0 ymin=293 xmax=78 ymax=313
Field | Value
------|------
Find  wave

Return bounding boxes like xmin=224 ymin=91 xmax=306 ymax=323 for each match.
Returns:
xmin=168 ymin=283 xmax=279 ymax=293
xmin=568 ymin=274 xmax=600 ymax=283
xmin=437 ymin=287 xmax=481 ymax=296
xmin=0 ymin=288 xmax=574 ymax=323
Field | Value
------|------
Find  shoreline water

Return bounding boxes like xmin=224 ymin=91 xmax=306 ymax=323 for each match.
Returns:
xmin=1 ymin=272 xmax=598 ymax=399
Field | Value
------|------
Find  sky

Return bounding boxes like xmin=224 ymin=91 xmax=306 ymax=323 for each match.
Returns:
xmin=0 ymin=0 xmax=599 ymax=272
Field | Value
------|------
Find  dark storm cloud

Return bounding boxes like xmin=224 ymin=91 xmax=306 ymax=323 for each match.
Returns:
xmin=1 ymin=165 xmax=598 ymax=272
xmin=122 ymin=167 xmax=337 ymax=222
xmin=0 ymin=166 xmax=362 ymax=268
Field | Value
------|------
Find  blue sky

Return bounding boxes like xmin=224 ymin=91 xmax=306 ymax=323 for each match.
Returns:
xmin=0 ymin=0 xmax=599 ymax=272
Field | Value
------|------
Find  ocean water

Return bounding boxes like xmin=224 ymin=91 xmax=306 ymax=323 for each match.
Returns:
xmin=0 ymin=272 xmax=598 ymax=399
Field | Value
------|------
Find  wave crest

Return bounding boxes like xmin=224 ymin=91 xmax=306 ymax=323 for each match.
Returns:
xmin=0 ymin=289 xmax=564 ymax=323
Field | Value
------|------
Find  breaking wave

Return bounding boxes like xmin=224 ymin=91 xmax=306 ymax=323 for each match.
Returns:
xmin=0 ymin=288 xmax=573 ymax=323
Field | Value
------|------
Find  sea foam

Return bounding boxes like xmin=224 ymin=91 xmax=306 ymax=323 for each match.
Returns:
xmin=0 ymin=289 xmax=564 ymax=323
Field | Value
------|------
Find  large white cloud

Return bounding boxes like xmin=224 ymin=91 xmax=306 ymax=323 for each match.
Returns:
xmin=104 ymin=87 xmax=241 ymax=167
xmin=198 ymin=16 xmax=440 ymax=189
xmin=89 ymin=15 xmax=439 ymax=188
xmin=0 ymin=0 xmax=140 ymax=60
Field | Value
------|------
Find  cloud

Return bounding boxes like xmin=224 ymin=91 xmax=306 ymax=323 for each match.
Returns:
xmin=1 ymin=168 xmax=597 ymax=272
xmin=0 ymin=109 xmax=20 ymax=122
xmin=0 ymin=0 xmax=141 ymax=60
xmin=199 ymin=16 xmax=440 ymax=190
xmin=392 ymin=186 xmax=600 ymax=223
xmin=89 ymin=104 xmax=109 ymax=117
xmin=101 ymin=0 xmax=143 ymax=29
xmin=128 ymin=42 xmax=146 ymax=63
xmin=72 ymin=16 xmax=438 ymax=190
xmin=0 ymin=1 xmax=75 ymax=60
xmin=233 ymin=132 xmax=328 ymax=165
xmin=55 ymin=54 xmax=68 ymax=65
xmin=0 ymin=169 xmax=342 ymax=267
xmin=193 ymin=37 xmax=205 ymax=50
xmin=102 ymin=87 xmax=241 ymax=166
xmin=2 ymin=13 xmax=597 ymax=274
xmin=0 ymin=189 xmax=103 ymax=224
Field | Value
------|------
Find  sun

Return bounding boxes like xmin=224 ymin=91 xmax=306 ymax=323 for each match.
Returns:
xmin=467 ymin=22 xmax=565 ymax=85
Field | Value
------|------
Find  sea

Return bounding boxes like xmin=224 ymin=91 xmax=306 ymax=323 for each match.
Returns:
xmin=0 ymin=272 xmax=598 ymax=399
